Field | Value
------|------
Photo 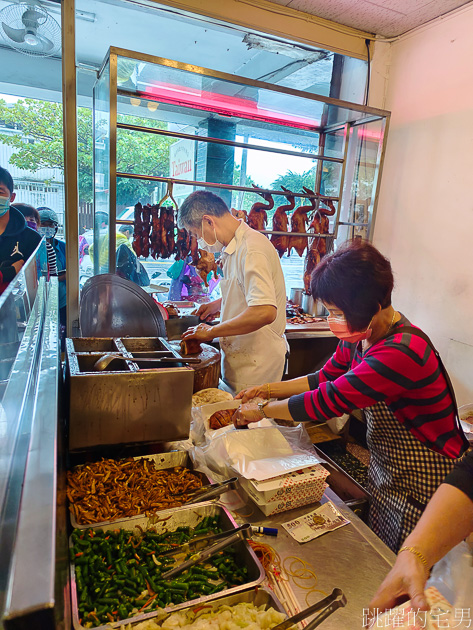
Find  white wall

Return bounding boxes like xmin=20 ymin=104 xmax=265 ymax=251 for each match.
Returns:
xmin=371 ymin=5 xmax=473 ymax=405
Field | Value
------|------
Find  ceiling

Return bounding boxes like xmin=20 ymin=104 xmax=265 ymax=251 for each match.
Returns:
xmin=265 ymin=0 xmax=473 ymax=37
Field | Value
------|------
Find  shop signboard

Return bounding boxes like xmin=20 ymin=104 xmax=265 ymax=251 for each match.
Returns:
xmin=170 ymin=138 xmax=195 ymax=200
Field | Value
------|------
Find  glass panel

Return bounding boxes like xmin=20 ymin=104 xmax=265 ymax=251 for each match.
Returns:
xmin=93 ymin=52 xmax=387 ymax=295
xmin=117 ymin=56 xmax=369 ymax=132
xmin=0 ymin=240 xmax=47 ymax=404
xmin=93 ymin=63 xmax=111 ymax=274
xmin=337 ymin=119 xmax=385 ymax=244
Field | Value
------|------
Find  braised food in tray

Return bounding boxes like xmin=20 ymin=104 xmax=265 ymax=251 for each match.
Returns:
xmin=67 ymin=458 xmax=203 ymax=525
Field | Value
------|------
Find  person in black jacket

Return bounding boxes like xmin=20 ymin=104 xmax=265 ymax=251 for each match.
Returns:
xmin=0 ymin=167 xmax=41 ymax=294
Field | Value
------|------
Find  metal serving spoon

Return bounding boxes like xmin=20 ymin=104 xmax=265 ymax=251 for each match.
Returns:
xmin=93 ymin=353 xmax=201 ymax=371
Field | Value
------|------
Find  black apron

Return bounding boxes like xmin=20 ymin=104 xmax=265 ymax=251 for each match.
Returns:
xmin=359 ymin=324 xmax=468 ymax=553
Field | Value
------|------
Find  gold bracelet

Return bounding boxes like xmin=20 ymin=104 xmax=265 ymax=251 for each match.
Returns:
xmin=267 ymin=383 xmax=271 ymax=399
xmin=398 ymin=546 xmax=429 ymax=575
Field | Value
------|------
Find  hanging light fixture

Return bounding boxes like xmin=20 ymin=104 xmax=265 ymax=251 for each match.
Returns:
xmin=147 ymin=101 xmax=158 ymax=112
xmin=130 ymin=97 xmax=141 ymax=107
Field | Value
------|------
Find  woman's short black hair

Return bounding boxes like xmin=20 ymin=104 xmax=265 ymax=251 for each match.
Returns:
xmin=12 ymin=203 xmax=40 ymax=225
xmin=310 ymin=240 xmax=394 ymax=331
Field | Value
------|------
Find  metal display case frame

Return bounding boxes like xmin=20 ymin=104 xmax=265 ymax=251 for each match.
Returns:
xmin=91 ymin=46 xmax=390 ymax=276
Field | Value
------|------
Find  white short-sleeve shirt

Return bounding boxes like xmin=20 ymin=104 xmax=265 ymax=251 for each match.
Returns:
xmin=219 ymin=221 xmax=287 ymax=393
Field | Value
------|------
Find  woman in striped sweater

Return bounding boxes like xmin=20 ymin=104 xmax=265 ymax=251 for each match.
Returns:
xmin=234 ymin=241 xmax=469 ymax=552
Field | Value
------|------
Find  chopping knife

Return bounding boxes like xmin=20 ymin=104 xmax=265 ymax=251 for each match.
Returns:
xmin=165 ymin=315 xmax=200 ymax=341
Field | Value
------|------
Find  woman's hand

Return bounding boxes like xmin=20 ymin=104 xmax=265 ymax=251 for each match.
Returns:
xmin=181 ymin=323 xmax=215 ymax=342
xmin=235 ymin=385 xmax=268 ymax=403
xmin=232 ymin=403 xmax=264 ymax=427
xmin=365 ymin=551 xmax=429 ymax=627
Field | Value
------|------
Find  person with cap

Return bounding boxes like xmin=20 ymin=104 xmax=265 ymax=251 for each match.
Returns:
xmin=0 ymin=166 xmax=41 ymax=294
xmin=38 ymin=207 xmax=67 ymax=329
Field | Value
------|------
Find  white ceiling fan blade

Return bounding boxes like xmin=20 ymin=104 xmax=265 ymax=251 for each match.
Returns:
xmin=2 ymin=23 xmax=26 ymax=43
xmin=35 ymin=32 xmax=54 ymax=51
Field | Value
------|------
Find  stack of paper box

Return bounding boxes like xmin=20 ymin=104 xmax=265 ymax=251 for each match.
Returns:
xmin=241 ymin=464 xmax=329 ymax=516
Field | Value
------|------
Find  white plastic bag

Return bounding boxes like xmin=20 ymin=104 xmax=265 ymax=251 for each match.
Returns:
xmin=190 ymin=423 xmax=323 ymax=482
xmin=427 ymin=541 xmax=473 ymax=627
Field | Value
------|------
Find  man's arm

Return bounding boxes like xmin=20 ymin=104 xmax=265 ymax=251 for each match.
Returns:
xmin=182 ymin=304 xmax=276 ymax=342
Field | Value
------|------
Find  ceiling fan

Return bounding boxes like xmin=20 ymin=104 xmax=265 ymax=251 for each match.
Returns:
xmin=0 ymin=0 xmax=60 ymax=57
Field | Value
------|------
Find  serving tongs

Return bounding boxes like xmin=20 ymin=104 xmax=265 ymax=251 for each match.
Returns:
xmin=182 ymin=477 xmax=239 ymax=505
xmin=273 ymin=588 xmax=346 ymax=630
xmin=161 ymin=523 xmax=252 ymax=579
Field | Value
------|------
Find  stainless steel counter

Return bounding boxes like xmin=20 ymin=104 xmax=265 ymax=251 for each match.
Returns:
xmin=235 ymin=489 xmax=395 ymax=629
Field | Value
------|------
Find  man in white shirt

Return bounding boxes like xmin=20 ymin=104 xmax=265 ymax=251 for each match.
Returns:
xmin=179 ymin=191 xmax=287 ymax=394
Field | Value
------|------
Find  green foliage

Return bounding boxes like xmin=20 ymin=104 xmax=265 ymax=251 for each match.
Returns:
xmin=0 ymin=99 xmax=175 ymax=206
xmin=231 ymin=163 xmax=258 ymax=212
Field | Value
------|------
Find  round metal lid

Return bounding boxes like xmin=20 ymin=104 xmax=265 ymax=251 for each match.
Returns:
xmin=80 ymin=274 xmax=166 ymax=338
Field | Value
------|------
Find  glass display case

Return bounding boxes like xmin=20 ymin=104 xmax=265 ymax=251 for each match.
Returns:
xmin=92 ymin=47 xmax=390 ymax=289
xmin=0 ymin=243 xmax=66 ymax=630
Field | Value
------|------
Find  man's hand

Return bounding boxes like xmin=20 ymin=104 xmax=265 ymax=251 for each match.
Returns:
xmin=12 ymin=259 xmax=24 ymax=274
xmin=232 ymin=403 xmax=264 ymax=427
xmin=181 ymin=322 xmax=215 ymax=343
xmin=235 ymin=385 xmax=268 ymax=403
xmin=365 ymin=551 xmax=428 ymax=627
xmin=193 ymin=299 xmax=221 ymax=322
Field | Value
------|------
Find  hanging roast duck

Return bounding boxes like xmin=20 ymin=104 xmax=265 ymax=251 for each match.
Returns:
xmin=304 ymin=198 xmax=336 ymax=294
xmin=270 ymin=186 xmax=296 ymax=258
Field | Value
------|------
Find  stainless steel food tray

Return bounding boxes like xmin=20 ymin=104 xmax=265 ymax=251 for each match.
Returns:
xmin=69 ymin=451 xmax=210 ymax=529
xmin=126 ymin=587 xmax=286 ymax=628
xmin=70 ymin=502 xmax=265 ymax=630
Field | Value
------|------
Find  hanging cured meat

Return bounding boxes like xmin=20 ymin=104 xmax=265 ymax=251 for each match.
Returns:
xmin=159 ymin=206 xmax=175 ymax=259
xmin=141 ymin=204 xmax=151 ymax=258
xmin=232 ymin=207 xmax=248 ymax=222
xmin=270 ymin=187 xmax=296 ymax=258
xmin=303 ymin=200 xmax=337 ymax=294
xmin=196 ymin=249 xmax=218 ymax=286
xmin=248 ymin=190 xmax=274 ymax=233
xmin=289 ymin=188 xmax=316 ymax=257
xmin=133 ymin=203 xmax=143 ymax=258
xmin=165 ymin=207 xmax=175 ymax=257
xmin=175 ymin=228 xmax=190 ymax=261
xmin=189 ymin=235 xmax=199 ymax=265
xmin=150 ymin=204 xmax=161 ymax=259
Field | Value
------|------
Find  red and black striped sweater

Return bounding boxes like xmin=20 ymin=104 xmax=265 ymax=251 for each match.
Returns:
xmin=288 ymin=316 xmax=469 ymax=459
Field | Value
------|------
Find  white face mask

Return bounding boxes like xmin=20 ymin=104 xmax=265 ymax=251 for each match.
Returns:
xmin=198 ymin=219 xmax=224 ymax=253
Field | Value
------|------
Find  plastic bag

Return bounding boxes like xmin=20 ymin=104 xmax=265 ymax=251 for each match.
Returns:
xmin=190 ymin=423 xmax=323 ymax=482
xmin=427 ymin=541 xmax=473 ymax=624
xmin=327 ymin=413 xmax=350 ymax=435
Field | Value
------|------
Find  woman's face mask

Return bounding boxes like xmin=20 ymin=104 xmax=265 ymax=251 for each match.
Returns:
xmin=198 ymin=219 xmax=224 ymax=253
xmin=26 ymin=220 xmax=38 ymax=231
xmin=327 ymin=315 xmax=373 ymax=344
xmin=0 ymin=195 xmax=10 ymax=217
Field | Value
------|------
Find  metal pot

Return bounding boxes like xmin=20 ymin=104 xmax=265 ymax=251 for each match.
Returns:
xmin=289 ymin=287 xmax=304 ymax=306
xmin=301 ymin=294 xmax=328 ymax=316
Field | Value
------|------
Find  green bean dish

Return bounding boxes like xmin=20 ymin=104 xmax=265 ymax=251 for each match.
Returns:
xmin=71 ymin=516 xmax=248 ymax=627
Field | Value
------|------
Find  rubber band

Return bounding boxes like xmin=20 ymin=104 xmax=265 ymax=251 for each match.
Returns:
xmin=305 ymin=589 xmax=329 ymax=606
